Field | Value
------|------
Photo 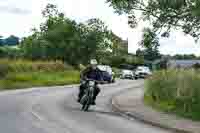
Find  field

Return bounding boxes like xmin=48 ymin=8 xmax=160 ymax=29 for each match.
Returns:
xmin=0 ymin=59 xmax=80 ymax=90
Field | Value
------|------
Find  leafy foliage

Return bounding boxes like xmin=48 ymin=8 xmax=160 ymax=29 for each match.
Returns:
xmin=1 ymin=3 xmax=143 ymax=68
xmin=0 ymin=35 xmax=19 ymax=46
xmin=107 ymin=0 xmax=200 ymax=40
xmin=19 ymin=4 xmax=113 ymax=65
xmin=4 ymin=35 xmax=20 ymax=46
xmin=0 ymin=47 xmax=21 ymax=58
xmin=140 ymin=28 xmax=159 ymax=49
xmin=137 ymin=28 xmax=161 ymax=61
xmin=172 ymin=54 xmax=198 ymax=60
xmin=193 ymin=63 xmax=200 ymax=69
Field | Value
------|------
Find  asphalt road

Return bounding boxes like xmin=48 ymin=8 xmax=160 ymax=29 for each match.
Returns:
xmin=0 ymin=80 xmax=173 ymax=133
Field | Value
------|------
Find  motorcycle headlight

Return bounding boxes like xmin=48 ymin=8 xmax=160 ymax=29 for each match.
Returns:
xmin=89 ymin=81 xmax=95 ymax=86
xmin=81 ymin=80 xmax=86 ymax=84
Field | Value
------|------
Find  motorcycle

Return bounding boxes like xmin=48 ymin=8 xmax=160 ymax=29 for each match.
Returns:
xmin=80 ymin=79 xmax=96 ymax=111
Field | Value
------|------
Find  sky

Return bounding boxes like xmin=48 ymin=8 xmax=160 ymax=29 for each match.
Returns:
xmin=0 ymin=0 xmax=200 ymax=56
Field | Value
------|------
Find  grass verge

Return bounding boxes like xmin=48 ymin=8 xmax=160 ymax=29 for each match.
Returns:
xmin=0 ymin=59 xmax=80 ymax=90
xmin=0 ymin=71 xmax=80 ymax=90
xmin=144 ymin=69 xmax=200 ymax=121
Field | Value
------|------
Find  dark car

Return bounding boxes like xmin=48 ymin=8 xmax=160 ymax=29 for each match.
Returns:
xmin=97 ymin=65 xmax=115 ymax=83
xmin=101 ymin=71 xmax=113 ymax=83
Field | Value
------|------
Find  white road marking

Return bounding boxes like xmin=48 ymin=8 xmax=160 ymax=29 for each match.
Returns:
xmin=31 ymin=111 xmax=44 ymax=121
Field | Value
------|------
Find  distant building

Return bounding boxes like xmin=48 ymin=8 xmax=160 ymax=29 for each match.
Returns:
xmin=167 ymin=60 xmax=200 ymax=69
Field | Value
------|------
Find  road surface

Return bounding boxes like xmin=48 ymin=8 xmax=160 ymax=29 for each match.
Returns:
xmin=0 ymin=80 xmax=173 ymax=133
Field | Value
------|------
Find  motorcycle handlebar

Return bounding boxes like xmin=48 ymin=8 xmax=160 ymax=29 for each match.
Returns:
xmin=83 ymin=79 xmax=106 ymax=84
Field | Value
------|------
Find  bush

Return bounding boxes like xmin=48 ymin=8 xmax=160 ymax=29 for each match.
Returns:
xmin=145 ymin=69 xmax=200 ymax=120
xmin=112 ymin=67 xmax=121 ymax=77
xmin=193 ymin=63 xmax=200 ymax=69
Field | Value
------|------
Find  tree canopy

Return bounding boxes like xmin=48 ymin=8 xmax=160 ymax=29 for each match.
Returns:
xmin=135 ymin=27 xmax=161 ymax=61
xmin=19 ymin=3 xmax=138 ymax=66
xmin=107 ymin=0 xmax=200 ymax=41
xmin=0 ymin=3 xmax=144 ymax=67
xmin=0 ymin=35 xmax=19 ymax=46
xmin=172 ymin=54 xmax=199 ymax=60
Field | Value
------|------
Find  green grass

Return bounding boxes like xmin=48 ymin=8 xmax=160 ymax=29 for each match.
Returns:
xmin=0 ymin=59 xmax=80 ymax=90
xmin=0 ymin=71 xmax=80 ymax=90
xmin=144 ymin=69 xmax=200 ymax=121
xmin=144 ymin=94 xmax=200 ymax=121
xmin=0 ymin=59 xmax=73 ymax=73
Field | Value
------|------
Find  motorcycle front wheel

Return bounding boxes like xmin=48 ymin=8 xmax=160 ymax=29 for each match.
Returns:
xmin=81 ymin=99 xmax=90 ymax=111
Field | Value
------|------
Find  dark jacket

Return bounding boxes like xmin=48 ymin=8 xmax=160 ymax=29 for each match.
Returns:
xmin=80 ymin=66 xmax=103 ymax=81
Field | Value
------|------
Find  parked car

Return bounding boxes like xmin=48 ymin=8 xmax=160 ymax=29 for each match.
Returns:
xmin=120 ymin=69 xmax=135 ymax=80
xmin=134 ymin=66 xmax=152 ymax=79
xmin=97 ymin=65 xmax=115 ymax=83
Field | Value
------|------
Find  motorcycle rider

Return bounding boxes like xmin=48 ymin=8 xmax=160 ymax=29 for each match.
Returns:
xmin=77 ymin=59 xmax=103 ymax=105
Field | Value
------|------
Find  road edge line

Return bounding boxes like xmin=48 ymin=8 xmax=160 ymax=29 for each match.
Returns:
xmin=110 ymin=91 xmax=193 ymax=133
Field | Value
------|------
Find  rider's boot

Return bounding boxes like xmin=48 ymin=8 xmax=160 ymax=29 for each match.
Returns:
xmin=91 ymin=95 xmax=97 ymax=105
xmin=91 ymin=100 xmax=96 ymax=105
xmin=91 ymin=86 xmax=100 ymax=105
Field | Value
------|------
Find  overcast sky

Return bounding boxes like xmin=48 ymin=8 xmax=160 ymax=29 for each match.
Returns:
xmin=0 ymin=0 xmax=200 ymax=56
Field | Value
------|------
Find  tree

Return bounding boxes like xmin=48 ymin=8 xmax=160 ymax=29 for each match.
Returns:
xmin=20 ymin=4 xmax=112 ymax=66
xmin=136 ymin=49 xmax=144 ymax=57
xmin=173 ymin=54 xmax=197 ymax=59
xmin=40 ymin=4 xmax=65 ymax=33
xmin=0 ymin=47 xmax=7 ymax=57
xmin=108 ymin=31 xmax=128 ymax=56
xmin=0 ymin=36 xmax=3 ymax=46
xmin=84 ymin=18 xmax=111 ymax=59
xmin=4 ymin=35 xmax=19 ymax=46
xmin=193 ymin=63 xmax=200 ymax=69
xmin=138 ymin=28 xmax=161 ymax=61
xmin=140 ymin=28 xmax=159 ymax=50
xmin=107 ymin=0 xmax=200 ymax=41
xmin=0 ymin=46 xmax=21 ymax=59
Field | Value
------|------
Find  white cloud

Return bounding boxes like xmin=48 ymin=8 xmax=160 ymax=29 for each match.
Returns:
xmin=128 ymin=24 xmax=200 ymax=56
xmin=58 ymin=0 xmax=129 ymax=40
xmin=0 ymin=0 xmax=32 ymax=14
xmin=0 ymin=5 xmax=31 ymax=14
xmin=0 ymin=0 xmax=128 ymax=40
xmin=128 ymin=19 xmax=147 ymax=53
xmin=159 ymin=31 xmax=200 ymax=56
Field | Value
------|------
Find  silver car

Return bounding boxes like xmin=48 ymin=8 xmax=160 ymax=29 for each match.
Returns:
xmin=134 ymin=66 xmax=152 ymax=79
xmin=120 ymin=69 xmax=135 ymax=80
